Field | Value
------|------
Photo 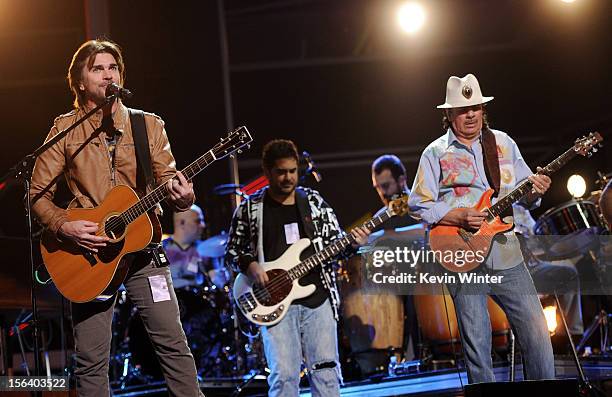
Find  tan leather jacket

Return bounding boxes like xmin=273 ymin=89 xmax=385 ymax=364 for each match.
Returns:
xmin=30 ymin=103 xmax=189 ymax=236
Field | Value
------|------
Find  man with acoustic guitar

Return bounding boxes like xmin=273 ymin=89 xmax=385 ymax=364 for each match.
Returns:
xmin=30 ymin=40 xmax=203 ymax=396
xmin=226 ymin=139 xmax=369 ymax=397
xmin=408 ymin=74 xmax=555 ymax=383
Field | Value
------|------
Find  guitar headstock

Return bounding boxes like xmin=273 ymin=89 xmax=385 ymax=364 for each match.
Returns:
xmin=574 ymin=132 xmax=603 ymax=157
xmin=212 ymin=126 xmax=253 ymax=160
xmin=388 ymin=195 xmax=410 ymax=217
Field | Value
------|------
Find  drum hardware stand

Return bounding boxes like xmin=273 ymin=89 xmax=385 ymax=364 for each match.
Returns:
xmin=508 ymin=330 xmax=515 ymax=382
xmin=109 ymin=346 xmax=153 ymax=389
xmin=554 ymin=293 xmax=606 ymax=397
xmin=230 ymin=367 xmax=269 ymax=397
xmin=578 ymin=247 xmax=612 ymax=357
xmin=576 ymin=310 xmax=612 ymax=356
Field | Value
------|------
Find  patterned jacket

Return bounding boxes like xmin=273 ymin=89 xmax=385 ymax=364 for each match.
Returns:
xmin=225 ymin=186 xmax=353 ymax=320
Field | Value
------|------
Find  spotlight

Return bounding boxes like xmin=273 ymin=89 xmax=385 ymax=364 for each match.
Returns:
xmin=543 ymin=305 xmax=558 ymax=334
xmin=397 ymin=2 xmax=426 ymax=34
xmin=567 ymin=174 xmax=586 ymax=198
xmin=561 ymin=0 xmax=577 ymax=3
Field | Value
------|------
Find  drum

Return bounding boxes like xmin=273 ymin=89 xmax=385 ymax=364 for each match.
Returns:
xmin=414 ymin=290 xmax=510 ymax=354
xmin=534 ymin=200 xmax=604 ymax=260
xmin=340 ymin=256 xmax=404 ymax=375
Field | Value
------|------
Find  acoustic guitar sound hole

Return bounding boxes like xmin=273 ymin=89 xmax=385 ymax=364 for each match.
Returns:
xmin=105 ymin=215 xmax=126 ymax=240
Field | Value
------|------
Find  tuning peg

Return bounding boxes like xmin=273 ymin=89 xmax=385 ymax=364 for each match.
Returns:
xmin=237 ymin=149 xmax=243 ymax=154
xmin=229 ymin=154 xmax=235 ymax=159
xmin=592 ymin=147 xmax=598 ymax=153
xmin=246 ymin=144 xmax=251 ymax=149
xmin=587 ymin=152 xmax=593 ymax=158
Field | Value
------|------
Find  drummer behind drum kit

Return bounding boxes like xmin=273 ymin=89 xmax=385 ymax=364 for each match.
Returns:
xmin=110 ymin=231 xmax=266 ymax=386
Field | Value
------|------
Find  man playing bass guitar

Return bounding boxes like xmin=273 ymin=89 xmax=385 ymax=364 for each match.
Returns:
xmin=408 ymin=74 xmax=555 ymax=383
xmin=225 ymin=139 xmax=369 ymax=397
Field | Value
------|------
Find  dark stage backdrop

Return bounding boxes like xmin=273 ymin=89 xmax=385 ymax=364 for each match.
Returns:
xmin=1 ymin=0 xmax=610 ymax=243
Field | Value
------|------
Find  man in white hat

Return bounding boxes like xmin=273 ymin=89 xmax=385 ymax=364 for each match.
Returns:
xmin=409 ymin=74 xmax=555 ymax=383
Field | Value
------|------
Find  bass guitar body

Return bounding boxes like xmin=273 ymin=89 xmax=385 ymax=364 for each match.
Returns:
xmin=41 ymin=185 xmax=161 ymax=303
xmin=428 ymin=189 xmax=513 ymax=273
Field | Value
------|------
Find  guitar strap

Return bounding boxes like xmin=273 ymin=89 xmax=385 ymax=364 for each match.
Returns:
xmin=128 ymin=108 xmax=154 ymax=195
xmin=481 ymin=127 xmax=501 ymax=197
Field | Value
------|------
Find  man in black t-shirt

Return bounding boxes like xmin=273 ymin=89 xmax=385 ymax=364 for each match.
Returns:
xmin=226 ymin=140 xmax=369 ymax=397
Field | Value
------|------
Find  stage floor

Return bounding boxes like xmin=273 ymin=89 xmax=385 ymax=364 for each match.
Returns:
xmin=111 ymin=357 xmax=612 ymax=397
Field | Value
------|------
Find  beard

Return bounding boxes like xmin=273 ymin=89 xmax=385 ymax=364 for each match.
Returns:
xmin=270 ymin=180 xmax=297 ymax=196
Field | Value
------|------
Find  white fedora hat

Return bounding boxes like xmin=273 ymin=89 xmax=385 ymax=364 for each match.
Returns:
xmin=436 ymin=73 xmax=494 ymax=109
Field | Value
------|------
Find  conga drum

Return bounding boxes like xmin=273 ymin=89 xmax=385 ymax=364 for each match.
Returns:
xmin=340 ymin=256 xmax=404 ymax=375
xmin=414 ymin=287 xmax=510 ymax=355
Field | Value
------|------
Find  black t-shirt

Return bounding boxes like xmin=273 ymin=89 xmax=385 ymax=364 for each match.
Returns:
xmin=263 ymin=192 xmax=327 ymax=308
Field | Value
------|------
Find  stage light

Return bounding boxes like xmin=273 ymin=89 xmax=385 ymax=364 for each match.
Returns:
xmin=561 ymin=0 xmax=577 ymax=3
xmin=567 ymin=174 xmax=587 ymax=198
xmin=397 ymin=2 xmax=426 ymax=34
xmin=543 ymin=305 xmax=558 ymax=334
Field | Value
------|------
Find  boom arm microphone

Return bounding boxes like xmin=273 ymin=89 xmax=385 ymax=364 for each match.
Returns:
xmin=302 ymin=151 xmax=322 ymax=183
xmin=105 ymin=82 xmax=133 ymax=100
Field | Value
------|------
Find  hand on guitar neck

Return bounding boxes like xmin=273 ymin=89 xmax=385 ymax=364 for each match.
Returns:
xmin=524 ymin=166 xmax=552 ymax=203
xmin=166 ymin=171 xmax=195 ymax=210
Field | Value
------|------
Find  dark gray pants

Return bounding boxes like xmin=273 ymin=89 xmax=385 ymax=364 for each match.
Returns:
xmin=71 ymin=254 xmax=203 ymax=397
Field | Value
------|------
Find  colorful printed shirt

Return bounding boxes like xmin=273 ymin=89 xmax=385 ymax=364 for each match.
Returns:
xmin=409 ymin=128 xmax=538 ymax=270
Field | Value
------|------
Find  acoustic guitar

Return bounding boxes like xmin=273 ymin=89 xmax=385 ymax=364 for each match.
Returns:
xmin=41 ymin=126 xmax=252 ymax=302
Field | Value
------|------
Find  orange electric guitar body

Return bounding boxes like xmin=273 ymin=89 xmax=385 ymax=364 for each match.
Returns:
xmin=428 ymin=189 xmax=512 ymax=273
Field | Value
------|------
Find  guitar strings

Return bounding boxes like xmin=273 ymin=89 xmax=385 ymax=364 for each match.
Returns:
xmin=92 ymin=151 xmax=216 ymax=238
xmin=247 ymin=213 xmax=392 ymax=304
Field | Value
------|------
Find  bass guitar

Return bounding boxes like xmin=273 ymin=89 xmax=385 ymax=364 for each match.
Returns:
xmin=429 ymin=132 xmax=603 ymax=273
xmin=41 ymin=126 xmax=253 ymax=302
xmin=233 ymin=195 xmax=410 ymax=326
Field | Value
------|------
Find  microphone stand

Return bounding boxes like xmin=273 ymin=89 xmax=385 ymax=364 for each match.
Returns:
xmin=0 ymin=93 xmax=121 ymax=385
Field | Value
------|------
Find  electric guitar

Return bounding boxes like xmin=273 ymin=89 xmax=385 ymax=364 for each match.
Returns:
xmin=41 ymin=126 xmax=253 ymax=303
xmin=233 ymin=195 xmax=410 ymax=326
xmin=429 ymin=132 xmax=603 ymax=273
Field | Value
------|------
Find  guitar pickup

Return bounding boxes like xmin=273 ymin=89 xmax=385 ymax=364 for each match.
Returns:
xmin=252 ymin=305 xmax=285 ymax=323
xmin=238 ymin=292 xmax=257 ymax=312
xmin=457 ymin=228 xmax=473 ymax=243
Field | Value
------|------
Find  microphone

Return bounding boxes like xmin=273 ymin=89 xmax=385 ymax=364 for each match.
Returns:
xmin=302 ymin=151 xmax=322 ymax=183
xmin=105 ymin=82 xmax=133 ymax=100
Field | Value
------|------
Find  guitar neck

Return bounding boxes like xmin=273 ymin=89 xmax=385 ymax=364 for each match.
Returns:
xmin=119 ymin=150 xmax=216 ymax=225
xmin=488 ymin=145 xmax=578 ymax=218
xmin=287 ymin=208 xmax=394 ymax=280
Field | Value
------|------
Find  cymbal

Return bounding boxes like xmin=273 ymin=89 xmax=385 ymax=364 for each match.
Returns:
xmin=212 ymin=183 xmax=243 ymax=196
xmin=197 ymin=233 xmax=229 ymax=258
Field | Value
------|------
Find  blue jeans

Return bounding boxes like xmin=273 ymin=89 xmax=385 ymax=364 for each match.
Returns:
xmin=447 ymin=263 xmax=555 ymax=384
xmin=261 ymin=300 xmax=341 ymax=397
